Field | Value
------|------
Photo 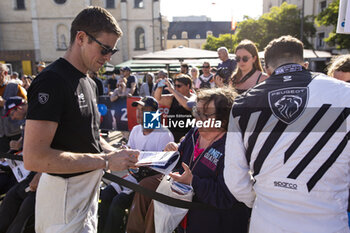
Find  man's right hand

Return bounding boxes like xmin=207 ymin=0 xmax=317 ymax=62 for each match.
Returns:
xmin=107 ymin=149 xmax=140 ymax=171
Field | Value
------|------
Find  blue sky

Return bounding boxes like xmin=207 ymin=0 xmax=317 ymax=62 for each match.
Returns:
xmin=160 ymin=0 xmax=263 ymax=22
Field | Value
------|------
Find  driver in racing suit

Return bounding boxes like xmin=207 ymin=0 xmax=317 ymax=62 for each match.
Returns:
xmin=224 ymin=35 xmax=350 ymax=233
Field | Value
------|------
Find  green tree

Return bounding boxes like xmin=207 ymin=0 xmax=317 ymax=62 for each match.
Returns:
xmin=202 ymin=34 xmax=238 ymax=53
xmin=203 ymin=3 xmax=316 ymax=52
xmin=237 ymin=3 xmax=315 ymax=50
xmin=235 ymin=17 xmax=265 ymax=49
xmin=258 ymin=3 xmax=315 ymax=49
xmin=316 ymin=0 xmax=350 ymax=49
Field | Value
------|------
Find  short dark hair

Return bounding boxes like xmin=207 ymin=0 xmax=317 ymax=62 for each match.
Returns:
xmin=264 ymin=35 xmax=304 ymax=69
xmin=174 ymin=74 xmax=192 ymax=89
xmin=196 ymin=87 xmax=237 ymax=130
xmin=181 ymin=63 xmax=189 ymax=71
xmin=181 ymin=63 xmax=189 ymax=69
xmin=70 ymin=6 xmax=123 ymax=45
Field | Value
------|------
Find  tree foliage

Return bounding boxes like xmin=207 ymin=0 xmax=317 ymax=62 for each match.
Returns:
xmin=203 ymin=2 xmax=316 ymax=52
xmin=202 ymin=34 xmax=238 ymax=53
xmin=316 ymin=0 xmax=350 ymax=49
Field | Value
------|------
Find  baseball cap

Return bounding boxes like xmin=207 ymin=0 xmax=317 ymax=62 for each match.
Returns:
xmin=4 ymin=96 xmax=25 ymax=117
xmin=121 ymin=66 xmax=131 ymax=72
xmin=37 ymin=61 xmax=46 ymax=68
xmin=132 ymin=96 xmax=158 ymax=110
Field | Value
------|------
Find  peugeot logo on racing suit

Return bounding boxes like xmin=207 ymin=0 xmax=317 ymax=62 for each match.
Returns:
xmin=268 ymin=87 xmax=309 ymax=124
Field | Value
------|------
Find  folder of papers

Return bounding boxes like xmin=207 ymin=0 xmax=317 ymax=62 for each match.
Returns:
xmin=136 ymin=151 xmax=180 ymax=175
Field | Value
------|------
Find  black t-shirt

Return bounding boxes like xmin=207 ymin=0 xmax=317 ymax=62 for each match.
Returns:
xmin=168 ymin=97 xmax=193 ymax=143
xmin=126 ymin=75 xmax=139 ymax=96
xmin=27 ymin=58 xmax=102 ymax=177
xmin=107 ymin=78 xmax=117 ymax=90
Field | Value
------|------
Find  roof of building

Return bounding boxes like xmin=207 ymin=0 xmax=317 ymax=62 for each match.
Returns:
xmin=167 ymin=21 xmax=232 ymax=40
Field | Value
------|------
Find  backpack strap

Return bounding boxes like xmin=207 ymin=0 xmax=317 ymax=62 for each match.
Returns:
xmin=207 ymin=74 xmax=213 ymax=82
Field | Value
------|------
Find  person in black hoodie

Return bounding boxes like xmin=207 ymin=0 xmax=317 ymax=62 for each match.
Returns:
xmin=168 ymin=87 xmax=250 ymax=233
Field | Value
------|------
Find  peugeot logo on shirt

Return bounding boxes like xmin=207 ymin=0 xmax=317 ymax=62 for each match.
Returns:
xmin=268 ymin=87 xmax=309 ymax=124
xmin=78 ymin=92 xmax=88 ymax=108
xmin=78 ymin=93 xmax=85 ymax=102
xmin=38 ymin=93 xmax=49 ymax=104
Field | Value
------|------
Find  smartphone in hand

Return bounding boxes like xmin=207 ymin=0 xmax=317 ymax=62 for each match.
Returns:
xmin=158 ymin=79 xmax=166 ymax=87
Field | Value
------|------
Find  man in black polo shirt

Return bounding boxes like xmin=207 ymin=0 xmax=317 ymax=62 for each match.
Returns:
xmin=22 ymin=7 xmax=139 ymax=232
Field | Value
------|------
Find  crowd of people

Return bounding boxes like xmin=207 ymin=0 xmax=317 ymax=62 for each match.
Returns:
xmin=0 ymin=5 xmax=349 ymax=233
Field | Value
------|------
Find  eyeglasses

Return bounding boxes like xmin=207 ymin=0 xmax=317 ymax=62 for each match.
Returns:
xmin=84 ymin=31 xmax=119 ymax=56
xmin=174 ymin=84 xmax=184 ymax=88
xmin=236 ymin=56 xmax=251 ymax=63
xmin=192 ymin=106 xmax=216 ymax=120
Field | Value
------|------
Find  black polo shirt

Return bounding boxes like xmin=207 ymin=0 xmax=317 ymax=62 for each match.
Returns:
xmin=27 ymin=58 xmax=102 ymax=178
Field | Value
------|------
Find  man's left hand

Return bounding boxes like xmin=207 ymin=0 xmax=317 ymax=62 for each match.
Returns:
xmin=108 ymin=149 xmax=140 ymax=171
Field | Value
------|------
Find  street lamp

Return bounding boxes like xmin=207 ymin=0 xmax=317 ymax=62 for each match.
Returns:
xmin=300 ymin=0 xmax=304 ymax=41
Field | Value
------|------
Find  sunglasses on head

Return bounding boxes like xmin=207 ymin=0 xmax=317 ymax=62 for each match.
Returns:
xmin=84 ymin=31 xmax=119 ymax=56
xmin=236 ymin=56 xmax=251 ymax=63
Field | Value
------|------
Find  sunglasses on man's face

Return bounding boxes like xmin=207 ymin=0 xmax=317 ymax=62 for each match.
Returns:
xmin=84 ymin=31 xmax=119 ymax=56
xmin=236 ymin=56 xmax=251 ymax=63
xmin=202 ymin=66 xmax=210 ymax=68
xmin=174 ymin=84 xmax=184 ymax=88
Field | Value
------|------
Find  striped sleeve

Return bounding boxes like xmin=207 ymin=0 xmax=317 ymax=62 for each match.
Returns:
xmin=224 ymin=109 xmax=255 ymax=208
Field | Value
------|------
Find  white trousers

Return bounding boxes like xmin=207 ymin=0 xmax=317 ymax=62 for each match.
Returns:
xmin=35 ymin=169 xmax=103 ymax=233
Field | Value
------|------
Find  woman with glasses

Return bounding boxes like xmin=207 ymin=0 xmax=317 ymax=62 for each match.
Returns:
xmin=231 ymin=40 xmax=268 ymax=94
xmin=126 ymin=88 xmax=250 ymax=233
xmin=167 ymin=87 xmax=250 ymax=233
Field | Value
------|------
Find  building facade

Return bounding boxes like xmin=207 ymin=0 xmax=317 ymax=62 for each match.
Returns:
xmin=166 ymin=17 xmax=232 ymax=49
xmin=0 ymin=0 xmax=164 ymax=75
xmin=262 ymin=0 xmax=334 ymax=51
